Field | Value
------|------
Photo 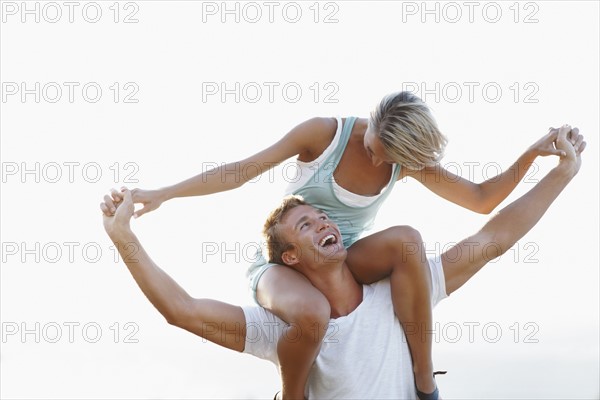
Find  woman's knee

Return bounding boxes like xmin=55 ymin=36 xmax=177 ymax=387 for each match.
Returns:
xmin=385 ymin=225 xmax=425 ymax=261
xmin=386 ymin=225 xmax=423 ymax=243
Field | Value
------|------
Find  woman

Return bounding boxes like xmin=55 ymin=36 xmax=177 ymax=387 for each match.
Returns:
xmin=103 ymin=92 xmax=572 ymax=399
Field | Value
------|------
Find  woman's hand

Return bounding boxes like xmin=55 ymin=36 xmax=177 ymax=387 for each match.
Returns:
xmin=100 ymin=187 xmax=167 ymax=218
xmin=130 ymin=188 xmax=167 ymax=218
xmin=528 ymin=126 xmax=582 ymax=158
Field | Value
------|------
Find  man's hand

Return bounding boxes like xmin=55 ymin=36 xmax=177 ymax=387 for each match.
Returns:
xmin=553 ymin=124 xmax=585 ymax=176
xmin=101 ymin=187 xmax=135 ymax=239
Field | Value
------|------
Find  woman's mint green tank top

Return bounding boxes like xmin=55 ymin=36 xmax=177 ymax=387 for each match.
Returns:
xmin=292 ymin=116 xmax=401 ymax=247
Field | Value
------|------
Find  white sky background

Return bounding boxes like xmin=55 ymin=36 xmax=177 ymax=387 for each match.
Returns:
xmin=1 ymin=1 xmax=599 ymax=398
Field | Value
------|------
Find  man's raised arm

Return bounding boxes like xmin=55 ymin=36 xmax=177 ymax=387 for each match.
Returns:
xmin=442 ymin=124 xmax=586 ymax=295
xmin=100 ymin=188 xmax=246 ymax=352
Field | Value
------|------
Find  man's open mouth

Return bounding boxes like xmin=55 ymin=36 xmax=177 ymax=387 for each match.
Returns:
xmin=319 ymin=233 xmax=338 ymax=248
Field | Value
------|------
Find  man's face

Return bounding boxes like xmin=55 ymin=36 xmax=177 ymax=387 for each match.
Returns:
xmin=279 ymin=205 xmax=347 ymax=268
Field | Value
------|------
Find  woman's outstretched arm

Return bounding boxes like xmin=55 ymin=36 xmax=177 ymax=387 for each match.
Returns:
xmin=404 ymin=127 xmax=584 ymax=214
xmin=101 ymin=117 xmax=336 ymax=218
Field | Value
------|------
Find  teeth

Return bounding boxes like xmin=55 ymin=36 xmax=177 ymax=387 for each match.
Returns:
xmin=319 ymin=234 xmax=336 ymax=247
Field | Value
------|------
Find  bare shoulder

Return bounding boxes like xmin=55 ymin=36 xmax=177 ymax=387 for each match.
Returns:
xmin=240 ymin=117 xmax=338 ymax=167
xmin=354 ymin=117 xmax=369 ymax=130
xmin=296 ymin=116 xmax=338 ymax=133
xmin=295 ymin=116 xmax=339 ymax=162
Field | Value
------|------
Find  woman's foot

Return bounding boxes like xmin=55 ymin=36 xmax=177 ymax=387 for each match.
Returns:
xmin=415 ymin=371 xmax=446 ymax=400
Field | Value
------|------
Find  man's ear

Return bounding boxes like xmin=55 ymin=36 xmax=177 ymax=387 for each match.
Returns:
xmin=281 ymin=244 xmax=300 ymax=266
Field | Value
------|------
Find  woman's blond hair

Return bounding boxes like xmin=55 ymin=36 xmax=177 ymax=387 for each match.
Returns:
xmin=369 ymin=91 xmax=448 ymax=170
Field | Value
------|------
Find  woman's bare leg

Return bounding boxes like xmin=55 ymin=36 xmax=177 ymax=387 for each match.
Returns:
xmin=257 ymin=265 xmax=331 ymax=399
xmin=347 ymin=226 xmax=436 ymax=395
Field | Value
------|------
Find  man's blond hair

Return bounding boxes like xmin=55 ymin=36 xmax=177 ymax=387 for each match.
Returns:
xmin=263 ymin=195 xmax=308 ymax=265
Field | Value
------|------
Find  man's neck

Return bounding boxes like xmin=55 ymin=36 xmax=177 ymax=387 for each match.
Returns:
xmin=306 ymin=263 xmax=363 ymax=319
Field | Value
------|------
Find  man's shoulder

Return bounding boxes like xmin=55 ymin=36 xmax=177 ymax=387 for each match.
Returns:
xmin=366 ymin=278 xmax=392 ymax=295
xmin=352 ymin=278 xmax=393 ymax=314
xmin=241 ymin=305 xmax=285 ymax=329
xmin=240 ymin=305 xmax=285 ymax=362
xmin=241 ymin=306 xmax=287 ymax=340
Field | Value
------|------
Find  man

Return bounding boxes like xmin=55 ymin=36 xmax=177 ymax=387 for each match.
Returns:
xmin=101 ymin=125 xmax=584 ymax=398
